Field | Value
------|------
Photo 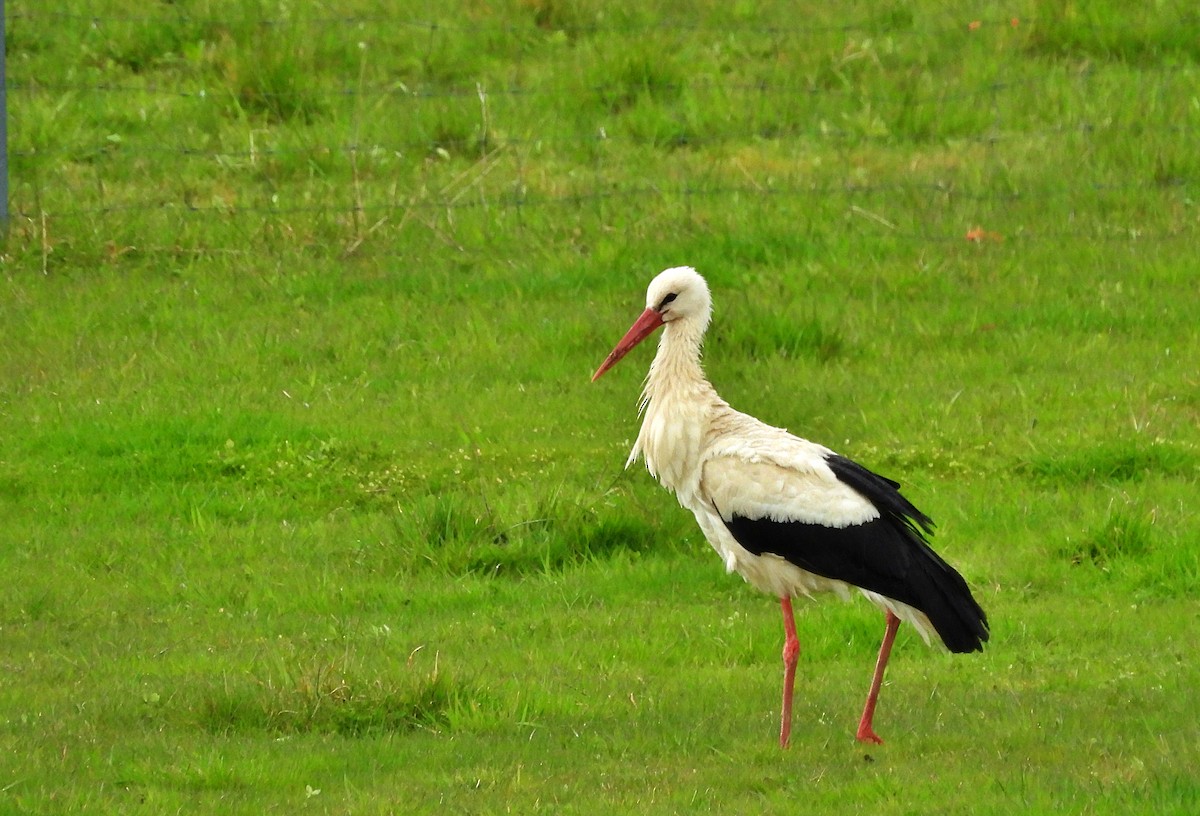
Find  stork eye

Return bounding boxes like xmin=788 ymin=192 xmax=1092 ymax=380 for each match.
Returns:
xmin=657 ymin=292 xmax=678 ymax=311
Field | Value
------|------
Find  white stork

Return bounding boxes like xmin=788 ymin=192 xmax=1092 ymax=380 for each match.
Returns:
xmin=591 ymin=266 xmax=989 ymax=748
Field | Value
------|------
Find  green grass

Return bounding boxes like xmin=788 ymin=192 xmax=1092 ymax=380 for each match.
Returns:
xmin=3 ymin=1 xmax=1200 ymax=813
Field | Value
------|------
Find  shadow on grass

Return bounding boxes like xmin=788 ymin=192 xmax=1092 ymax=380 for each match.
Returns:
xmin=1023 ymin=440 xmax=1198 ymax=592
xmin=197 ymin=658 xmax=478 ymax=737
xmin=387 ymin=489 xmax=662 ymax=578
xmin=713 ymin=308 xmax=847 ymax=363
xmin=1020 ymin=439 xmax=1198 ymax=484
xmin=1025 ymin=1 xmax=1200 ymax=65
xmin=1062 ymin=509 xmax=1153 ymax=568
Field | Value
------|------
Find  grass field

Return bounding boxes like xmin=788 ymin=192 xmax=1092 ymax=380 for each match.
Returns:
xmin=3 ymin=1 xmax=1199 ymax=813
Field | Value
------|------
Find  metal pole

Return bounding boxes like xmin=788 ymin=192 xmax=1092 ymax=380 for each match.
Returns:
xmin=0 ymin=0 xmax=8 ymax=228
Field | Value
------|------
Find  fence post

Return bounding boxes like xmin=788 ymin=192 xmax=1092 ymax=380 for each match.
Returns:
xmin=0 ymin=0 xmax=7 ymax=228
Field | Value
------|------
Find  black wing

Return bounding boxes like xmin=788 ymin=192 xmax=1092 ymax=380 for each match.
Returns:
xmin=722 ymin=453 xmax=989 ymax=653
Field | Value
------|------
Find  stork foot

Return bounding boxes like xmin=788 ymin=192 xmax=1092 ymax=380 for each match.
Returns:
xmin=855 ymin=723 xmax=884 ymax=745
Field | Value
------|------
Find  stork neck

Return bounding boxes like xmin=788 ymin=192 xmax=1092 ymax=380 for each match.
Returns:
xmin=629 ymin=318 xmax=715 ymax=491
xmin=643 ymin=319 xmax=712 ymax=408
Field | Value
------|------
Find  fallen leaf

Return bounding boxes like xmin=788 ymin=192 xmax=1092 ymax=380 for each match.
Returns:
xmin=965 ymin=226 xmax=1003 ymax=242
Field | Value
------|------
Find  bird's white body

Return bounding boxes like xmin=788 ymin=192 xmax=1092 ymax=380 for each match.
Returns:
xmin=623 ymin=275 xmax=936 ymax=642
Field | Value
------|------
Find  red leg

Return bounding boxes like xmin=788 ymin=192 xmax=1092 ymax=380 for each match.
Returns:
xmin=779 ymin=597 xmax=800 ymax=749
xmin=856 ymin=610 xmax=901 ymax=744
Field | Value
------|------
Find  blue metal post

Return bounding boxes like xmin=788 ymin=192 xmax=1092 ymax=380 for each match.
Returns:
xmin=0 ymin=0 xmax=8 ymax=227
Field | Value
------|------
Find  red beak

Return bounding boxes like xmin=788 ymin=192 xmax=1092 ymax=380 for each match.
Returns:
xmin=591 ymin=307 xmax=665 ymax=382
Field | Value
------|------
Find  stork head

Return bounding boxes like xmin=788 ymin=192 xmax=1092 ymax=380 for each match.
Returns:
xmin=592 ymin=266 xmax=712 ymax=381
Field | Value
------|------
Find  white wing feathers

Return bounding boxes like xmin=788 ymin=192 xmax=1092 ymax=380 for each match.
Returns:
xmin=700 ymin=416 xmax=880 ymax=530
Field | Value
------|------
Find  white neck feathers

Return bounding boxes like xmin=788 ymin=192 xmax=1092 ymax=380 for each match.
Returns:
xmin=627 ymin=317 xmax=724 ymax=495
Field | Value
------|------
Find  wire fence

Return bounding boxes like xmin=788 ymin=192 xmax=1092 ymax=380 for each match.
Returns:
xmin=6 ymin=6 xmax=1200 ymax=259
